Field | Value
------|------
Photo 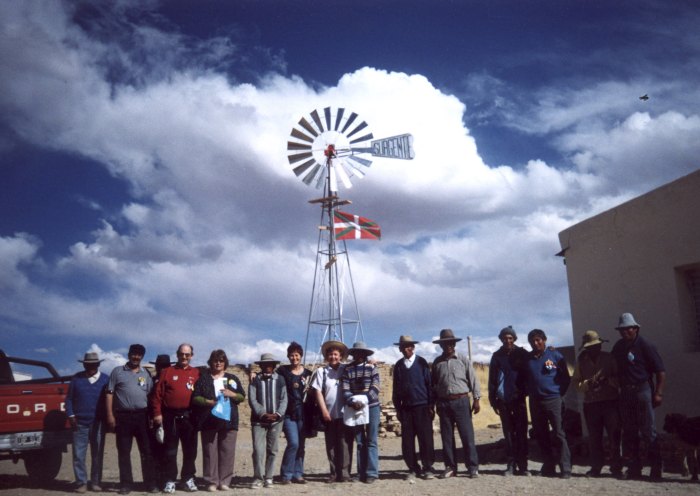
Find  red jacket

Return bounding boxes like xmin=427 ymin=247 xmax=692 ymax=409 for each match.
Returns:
xmin=151 ymin=365 xmax=200 ymax=416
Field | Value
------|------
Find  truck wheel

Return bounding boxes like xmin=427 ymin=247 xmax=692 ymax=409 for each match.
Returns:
xmin=24 ymin=448 xmax=62 ymax=481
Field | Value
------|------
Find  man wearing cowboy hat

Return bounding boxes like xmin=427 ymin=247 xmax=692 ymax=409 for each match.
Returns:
xmin=431 ymin=329 xmax=481 ymax=479
xmin=611 ymin=312 xmax=665 ymax=480
xmin=341 ymin=341 xmax=381 ymax=483
xmin=249 ymin=353 xmax=288 ymax=488
xmin=488 ymin=326 xmax=530 ymax=476
xmin=66 ymin=351 xmax=109 ymax=493
xmin=148 ymin=354 xmax=174 ymax=490
xmin=392 ymin=335 xmax=436 ymax=481
xmin=313 ymin=340 xmax=354 ymax=483
xmin=572 ymin=330 xmax=622 ymax=477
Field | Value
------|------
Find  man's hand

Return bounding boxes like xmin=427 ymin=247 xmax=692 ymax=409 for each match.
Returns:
xmin=153 ymin=414 xmax=163 ymax=426
xmin=69 ymin=417 xmax=78 ymax=431
xmin=652 ymin=392 xmax=663 ymax=408
xmin=106 ymin=415 xmax=116 ymax=432
xmin=472 ymin=398 xmax=481 ymax=415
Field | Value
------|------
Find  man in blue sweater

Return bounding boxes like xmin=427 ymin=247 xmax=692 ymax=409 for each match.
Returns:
xmin=66 ymin=351 xmax=110 ymax=493
xmin=525 ymin=329 xmax=571 ymax=479
xmin=392 ymin=335 xmax=435 ymax=481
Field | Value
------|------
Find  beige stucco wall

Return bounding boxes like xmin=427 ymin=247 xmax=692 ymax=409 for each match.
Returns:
xmin=558 ymin=169 xmax=700 ymax=419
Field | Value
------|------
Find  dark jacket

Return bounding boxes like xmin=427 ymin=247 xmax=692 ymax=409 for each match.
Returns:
xmin=192 ymin=371 xmax=245 ymax=431
xmin=392 ymin=355 xmax=433 ymax=410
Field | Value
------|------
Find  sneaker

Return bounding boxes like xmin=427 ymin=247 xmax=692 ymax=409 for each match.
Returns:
xmin=217 ymin=486 xmax=229 ymax=491
xmin=206 ymin=485 xmax=218 ymax=492
xmin=89 ymin=484 xmax=102 ymax=492
xmin=184 ymin=478 xmax=198 ymax=492
xmin=404 ymin=472 xmax=416 ymax=482
xmin=75 ymin=484 xmax=88 ymax=494
xmin=264 ymin=479 xmax=274 ymax=488
xmin=438 ymin=468 xmax=455 ymax=479
xmin=420 ymin=470 xmax=435 ymax=480
xmin=164 ymin=481 xmax=176 ymax=494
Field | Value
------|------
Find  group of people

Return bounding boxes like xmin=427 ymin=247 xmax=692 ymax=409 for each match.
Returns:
xmin=63 ymin=311 xmax=666 ymax=493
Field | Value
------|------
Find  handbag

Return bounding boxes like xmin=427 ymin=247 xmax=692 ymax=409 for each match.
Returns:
xmin=211 ymin=393 xmax=231 ymax=421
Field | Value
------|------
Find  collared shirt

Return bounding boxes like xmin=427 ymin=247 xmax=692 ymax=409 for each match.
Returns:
xmin=403 ymin=354 xmax=416 ymax=369
xmin=151 ymin=363 xmax=200 ymax=416
xmin=431 ymin=353 xmax=481 ymax=400
xmin=108 ymin=364 xmax=153 ymax=411
xmin=87 ymin=371 xmax=101 ymax=384
xmin=312 ymin=364 xmax=345 ymax=419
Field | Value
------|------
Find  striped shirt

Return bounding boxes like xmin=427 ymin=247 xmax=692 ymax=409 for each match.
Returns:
xmin=340 ymin=361 xmax=380 ymax=408
xmin=248 ymin=372 xmax=287 ymax=425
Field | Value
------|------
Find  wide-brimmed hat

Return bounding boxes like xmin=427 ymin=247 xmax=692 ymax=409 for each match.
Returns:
xmin=321 ymin=340 xmax=348 ymax=359
xmin=78 ymin=352 xmax=103 ymax=364
xmin=432 ymin=328 xmax=462 ymax=344
xmin=616 ymin=312 xmax=640 ymax=330
xmin=348 ymin=341 xmax=374 ymax=356
xmin=394 ymin=335 xmax=419 ymax=346
xmin=580 ymin=330 xmax=608 ymax=349
xmin=255 ymin=353 xmax=280 ymax=366
xmin=149 ymin=354 xmax=175 ymax=367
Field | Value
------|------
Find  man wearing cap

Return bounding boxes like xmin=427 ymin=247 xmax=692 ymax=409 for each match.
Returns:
xmin=611 ymin=312 xmax=665 ymax=480
xmin=488 ymin=326 xmax=530 ymax=476
xmin=249 ymin=353 xmax=288 ymax=489
xmin=106 ymin=344 xmax=157 ymax=494
xmin=572 ymin=330 xmax=621 ymax=477
xmin=66 ymin=352 xmax=110 ymax=493
xmin=151 ymin=343 xmax=200 ymax=493
xmin=431 ymin=329 xmax=481 ymax=479
xmin=525 ymin=329 xmax=571 ymax=479
xmin=313 ymin=340 xmax=354 ymax=483
xmin=392 ymin=335 xmax=435 ymax=481
xmin=148 ymin=354 xmax=173 ymax=490
xmin=341 ymin=341 xmax=381 ymax=483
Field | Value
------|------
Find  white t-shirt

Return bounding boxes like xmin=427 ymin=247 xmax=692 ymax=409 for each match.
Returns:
xmin=213 ymin=377 xmax=225 ymax=397
xmin=312 ymin=363 xmax=346 ymax=420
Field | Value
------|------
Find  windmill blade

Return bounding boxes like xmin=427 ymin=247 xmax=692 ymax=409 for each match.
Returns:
xmin=315 ymin=166 xmax=327 ymax=189
xmin=310 ymin=109 xmax=324 ymax=133
xmin=328 ymin=165 xmax=339 ymax=192
xmin=287 ymin=141 xmax=311 ymax=151
xmin=324 ymin=107 xmax=332 ymax=131
xmin=334 ymin=108 xmax=345 ymax=130
xmin=347 ymin=155 xmax=372 ymax=173
xmin=293 ymin=159 xmax=316 ymax=177
xmin=346 ymin=121 xmax=368 ymax=138
xmin=290 ymin=128 xmax=314 ymax=143
xmin=302 ymin=163 xmax=322 ymax=186
xmin=350 ymin=132 xmax=373 ymax=144
xmin=288 ymin=151 xmax=313 ymax=165
xmin=334 ymin=160 xmax=354 ymax=189
xmin=341 ymin=112 xmax=358 ymax=133
xmin=298 ymin=117 xmax=318 ymax=137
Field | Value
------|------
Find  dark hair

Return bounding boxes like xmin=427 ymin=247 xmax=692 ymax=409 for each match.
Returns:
xmin=527 ymin=329 xmax=547 ymax=342
xmin=287 ymin=341 xmax=303 ymax=357
xmin=207 ymin=349 xmax=229 ymax=369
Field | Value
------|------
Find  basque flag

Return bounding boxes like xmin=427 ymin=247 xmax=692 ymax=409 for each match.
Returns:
xmin=333 ymin=211 xmax=381 ymax=240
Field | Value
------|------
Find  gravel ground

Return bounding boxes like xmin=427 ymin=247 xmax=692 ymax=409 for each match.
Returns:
xmin=1 ymin=427 xmax=697 ymax=496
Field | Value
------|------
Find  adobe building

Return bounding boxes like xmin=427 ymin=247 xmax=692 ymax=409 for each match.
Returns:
xmin=558 ymin=168 xmax=700 ymax=419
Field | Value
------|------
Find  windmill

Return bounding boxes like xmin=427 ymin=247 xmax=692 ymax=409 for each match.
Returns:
xmin=287 ymin=106 xmax=414 ymax=363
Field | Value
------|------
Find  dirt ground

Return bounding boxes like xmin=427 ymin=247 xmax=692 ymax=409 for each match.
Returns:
xmin=1 ymin=424 xmax=698 ymax=496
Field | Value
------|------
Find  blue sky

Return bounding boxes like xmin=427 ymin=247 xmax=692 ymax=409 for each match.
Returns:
xmin=2 ymin=0 xmax=700 ymax=375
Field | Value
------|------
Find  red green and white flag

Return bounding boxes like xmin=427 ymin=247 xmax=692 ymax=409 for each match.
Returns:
xmin=333 ymin=211 xmax=381 ymax=240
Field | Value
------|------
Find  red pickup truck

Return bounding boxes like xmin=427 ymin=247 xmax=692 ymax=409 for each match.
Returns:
xmin=0 ymin=349 xmax=72 ymax=481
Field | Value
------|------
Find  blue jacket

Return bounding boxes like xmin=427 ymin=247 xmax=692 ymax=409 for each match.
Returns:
xmin=525 ymin=348 xmax=570 ymax=400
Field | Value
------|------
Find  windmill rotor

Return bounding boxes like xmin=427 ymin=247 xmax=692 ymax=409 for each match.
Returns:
xmin=287 ymin=106 xmax=374 ymax=191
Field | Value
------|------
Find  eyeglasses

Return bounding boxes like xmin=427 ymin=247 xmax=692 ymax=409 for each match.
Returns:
xmin=177 ymin=353 xmax=192 ymax=357
xmin=213 ymin=359 xmax=225 ymax=363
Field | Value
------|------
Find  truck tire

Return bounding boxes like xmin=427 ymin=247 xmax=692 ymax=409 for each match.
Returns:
xmin=23 ymin=447 xmax=62 ymax=481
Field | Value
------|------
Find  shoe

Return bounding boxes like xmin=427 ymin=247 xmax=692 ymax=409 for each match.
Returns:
xmin=517 ymin=469 xmax=531 ymax=477
xmin=264 ymin=479 xmax=274 ymax=488
xmin=89 ymin=484 xmax=102 ymax=492
xmin=503 ymin=466 xmax=514 ymax=477
xmin=279 ymin=479 xmax=292 ymax=485
xmin=420 ymin=470 xmax=435 ymax=480
xmin=250 ymin=480 xmax=263 ymax=489
xmin=621 ymin=470 xmax=642 ymax=480
xmin=649 ymin=468 xmax=662 ymax=482
xmin=438 ymin=468 xmax=455 ymax=479
xmin=326 ymin=476 xmax=337 ymax=484
xmin=184 ymin=478 xmax=198 ymax=492
xmin=364 ymin=477 xmax=377 ymax=484
xmin=206 ymin=485 xmax=217 ymax=492
xmin=148 ymin=488 xmax=159 ymax=494
xmin=561 ymin=472 xmax=572 ymax=479
xmin=217 ymin=486 xmax=229 ymax=491
xmin=404 ymin=471 xmax=416 ymax=482
xmin=75 ymin=484 xmax=88 ymax=494
xmin=585 ymin=469 xmax=601 ymax=478
xmin=468 ymin=470 xmax=479 ymax=479
xmin=540 ymin=464 xmax=556 ymax=477
xmin=164 ymin=481 xmax=176 ymax=494
xmin=291 ymin=478 xmax=307 ymax=484
xmin=118 ymin=487 xmax=131 ymax=495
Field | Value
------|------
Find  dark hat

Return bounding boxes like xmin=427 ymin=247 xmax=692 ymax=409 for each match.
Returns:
xmin=128 ymin=344 xmax=146 ymax=356
xmin=432 ymin=328 xmax=462 ymax=344
xmin=348 ymin=341 xmax=374 ymax=356
xmin=394 ymin=335 xmax=419 ymax=346
xmin=580 ymin=330 xmax=608 ymax=350
xmin=78 ymin=352 xmax=103 ymax=364
xmin=321 ymin=340 xmax=348 ymax=359
xmin=255 ymin=353 xmax=280 ymax=366
xmin=498 ymin=326 xmax=517 ymax=341
xmin=149 ymin=354 xmax=174 ymax=367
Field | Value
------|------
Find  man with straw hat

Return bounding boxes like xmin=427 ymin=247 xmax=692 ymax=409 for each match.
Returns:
xmin=249 ymin=353 xmax=287 ymax=489
xmin=392 ymin=335 xmax=436 ymax=481
xmin=572 ymin=330 xmax=622 ymax=477
xmin=431 ymin=329 xmax=481 ymax=479
xmin=66 ymin=351 xmax=109 ymax=493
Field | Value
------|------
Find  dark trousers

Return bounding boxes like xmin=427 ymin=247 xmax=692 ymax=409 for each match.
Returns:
xmin=529 ymin=396 xmax=571 ymax=474
xmin=163 ymin=410 xmax=198 ymax=483
xmin=583 ymin=399 xmax=621 ymax=472
xmin=115 ymin=410 xmax=155 ymax=489
xmin=399 ymin=404 xmax=435 ymax=474
xmin=437 ymin=396 xmax=478 ymax=472
xmin=498 ymin=399 xmax=529 ymax=471
xmin=148 ymin=424 xmax=168 ymax=488
xmin=323 ymin=418 xmax=354 ymax=481
xmin=619 ymin=383 xmax=660 ymax=474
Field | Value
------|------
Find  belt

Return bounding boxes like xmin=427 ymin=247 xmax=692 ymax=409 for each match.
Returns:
xmin=115 ymin=408 xmax=147 ymax=414
xmin=620 ymin=382 xmax=650 ymax=391
xmin=442 ymin=393 xmax=469 ymax=401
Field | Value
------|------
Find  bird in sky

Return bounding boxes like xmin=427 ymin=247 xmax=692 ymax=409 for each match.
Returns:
xmin=639 ymin=94 xmax=649 ymax=101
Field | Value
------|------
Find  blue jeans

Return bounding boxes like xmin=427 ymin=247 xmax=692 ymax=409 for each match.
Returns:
xmin=353 ymin=404 xmax=380 ymax=480
xmin=437 ymin=396 xmax=478 ymax=472
xmin=280 ymin=416 xmax=306 ymax=481
xmin=72 ymin=420 xmax=106 ymax=486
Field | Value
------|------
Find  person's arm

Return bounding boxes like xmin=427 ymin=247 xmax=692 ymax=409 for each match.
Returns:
xmin=572 ymin=360 xmax=588 ymax=393
xmin=487 ymin=356 xmax=500 ymax=416
xmin=151 ymin=369 xmax=165 ymax=425
xmin=248 ymin=378 xmax=266 ymax=420
xmin=464 ymin=356 xmax=481 ymax=414
xmin=558 ymin=354 xmax=571 ymax=396
xmin=274 ymin=377 xmax=288 ymax=421
xmin=105 ymin=392 xmax=115 ymax=431
xmin=652 ymin=371 xmax=665 ymax=408
xmin=65 ymin=376 xmax=77 ymax=429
